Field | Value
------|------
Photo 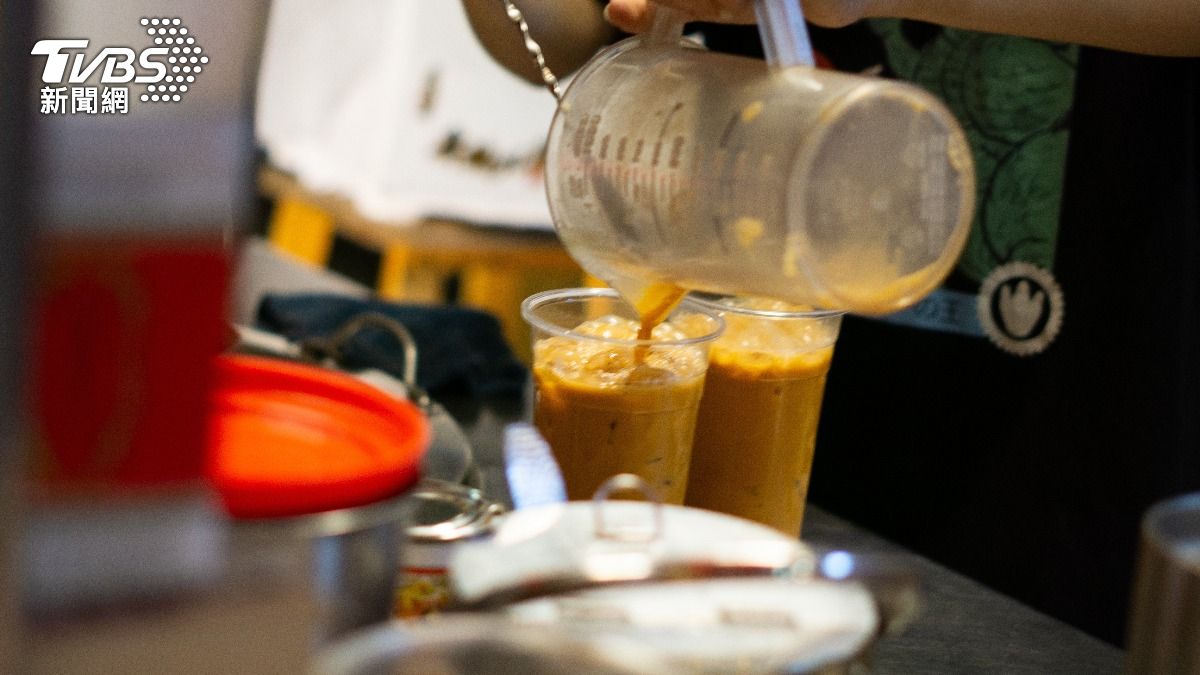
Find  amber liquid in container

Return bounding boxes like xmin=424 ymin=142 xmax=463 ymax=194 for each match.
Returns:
xmin=685 ymin=297 xmax=842 ymax=534
xmin=524 ymin=288 xmax=721 ymax=503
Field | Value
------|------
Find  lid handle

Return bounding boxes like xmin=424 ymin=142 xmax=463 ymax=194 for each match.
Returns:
xmin=592 ymin=473 xmax=664 ymax=543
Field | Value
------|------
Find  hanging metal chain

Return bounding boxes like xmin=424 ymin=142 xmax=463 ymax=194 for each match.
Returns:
xmin=499 ymin=0 xmax=563 ymax=102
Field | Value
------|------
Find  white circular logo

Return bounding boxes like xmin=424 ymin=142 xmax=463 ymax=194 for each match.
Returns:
xmin=976 ymin=262 xmax=1064 ymax=356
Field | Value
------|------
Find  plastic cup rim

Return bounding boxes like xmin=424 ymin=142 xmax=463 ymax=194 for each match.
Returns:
xmin=686 ymin=292 xmax=847 ymax=320
xmin=1143 ymin=493 xmax=1200 ymax=562
xmin=521 ymin=287 xmax=725 ymax=347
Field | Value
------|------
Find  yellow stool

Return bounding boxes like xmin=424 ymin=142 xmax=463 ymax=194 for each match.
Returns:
xmin=260 ymin=170 xmax=586 ymax=364
xmin=267 ymin=197 xmax=336 ymax=266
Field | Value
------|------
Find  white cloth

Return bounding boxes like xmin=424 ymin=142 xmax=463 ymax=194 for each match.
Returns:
xmin=255 ymin=0 xmax=557 ymax=229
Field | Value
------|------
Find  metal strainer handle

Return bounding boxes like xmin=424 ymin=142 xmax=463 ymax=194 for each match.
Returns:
xmin=299 ymin=312 xmax=428 ymax=407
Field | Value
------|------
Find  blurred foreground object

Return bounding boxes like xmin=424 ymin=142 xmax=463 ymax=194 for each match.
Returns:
xmin=19 ymin=1 xmax=290 ymax=672
xmin=1127 ymin=493 xmax=1200 ymax=673
xmin=0 ymin=0 xmax=35 ymax=669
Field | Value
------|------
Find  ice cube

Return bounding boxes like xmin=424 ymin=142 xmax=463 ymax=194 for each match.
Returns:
xmin=585 ymin=348 xmax=636 ymax=376
xmin=649 ymin=321 xmax=688 ymax=342
xmin=626 ymin=363 xmax=675 ymax=386
xmin=575 ymin=315 xmax=640 ymax=340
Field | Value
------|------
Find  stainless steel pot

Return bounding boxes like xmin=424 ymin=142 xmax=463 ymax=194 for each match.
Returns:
xmin=434 ymin=474 xmax=887 ymax=673
xmin=230 ymin=490 xmax=414 ymax=644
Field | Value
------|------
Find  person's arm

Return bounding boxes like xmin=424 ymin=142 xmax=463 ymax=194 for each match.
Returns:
xmin=605 ymin=0 xmax=1200 ymax=57
xmin=894 ymin=0 xmax=1200 ymax=57
xmin=461 ymin=0 xmax=617 ymax=85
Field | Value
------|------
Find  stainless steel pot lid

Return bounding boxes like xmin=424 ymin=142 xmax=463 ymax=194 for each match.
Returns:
xmin=449 ymin=474 xmax=816 ymax=608
xmin=313 ymin=615 xmax=669 ymax=675
xmin=315 ymin=578 xmax=877 ymax=675
xmin=504 ymin=577 xmax=878 ymax=674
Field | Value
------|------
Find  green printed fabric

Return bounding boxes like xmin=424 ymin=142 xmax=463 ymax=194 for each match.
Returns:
xmin=868 ymin=20 xmax=1079 ymax=284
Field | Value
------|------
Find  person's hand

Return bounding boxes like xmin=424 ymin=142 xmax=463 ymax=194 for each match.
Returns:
xmin=604 ymin=0 xmax=875 ymax=33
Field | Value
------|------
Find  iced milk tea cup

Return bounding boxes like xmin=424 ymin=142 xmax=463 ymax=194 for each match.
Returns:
xmin=683 ymin=295 xmax=844 ymax=535
xmin=521 ymin=288 xmax=724 ymax=503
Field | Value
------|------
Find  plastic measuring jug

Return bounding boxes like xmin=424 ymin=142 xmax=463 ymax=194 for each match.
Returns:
xmin=544 ymin=2 xmax=975 ymax=315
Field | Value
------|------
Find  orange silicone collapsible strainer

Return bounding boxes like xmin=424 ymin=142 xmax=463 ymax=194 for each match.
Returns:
xmin=206 ymin=354 xmax=429 ymax=519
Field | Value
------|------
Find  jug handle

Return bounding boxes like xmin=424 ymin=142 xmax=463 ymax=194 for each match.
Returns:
xmin=646 ymin=3 xmax=686 ymax=44
xmin=648 ymin=1 xmax=815 ymax=67
xmin=754 ymin=0 xmax=816 ymax=67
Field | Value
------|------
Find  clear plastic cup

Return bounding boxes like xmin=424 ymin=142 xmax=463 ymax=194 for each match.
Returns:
xmin=683 ymin=295 xmax=843 ymax=535
xmin=521 ymin=288 xmax=724 ymax=503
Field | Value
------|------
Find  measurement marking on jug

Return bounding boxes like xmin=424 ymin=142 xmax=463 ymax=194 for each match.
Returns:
xmin=712 ymin=142 xmax=740 ymax=254
xmin=712 ymin=215 xmax=732 ymax=253
xmin=669 ymin=137 xmax=685 ymax=169
xmin=733 ymin=148 xmax=750 ymax=178
xmin=571 ymin=116 xmax=590 ymax=158
xmin=569 ymin=175 xmax=586 ymax=199
xmin=650 ymin=102 xmax=686 ymax=238
xmin=582 ymin=115 xmax=600 ymax=157
xmin=718 ymin=111 xmax=740 ymax=148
